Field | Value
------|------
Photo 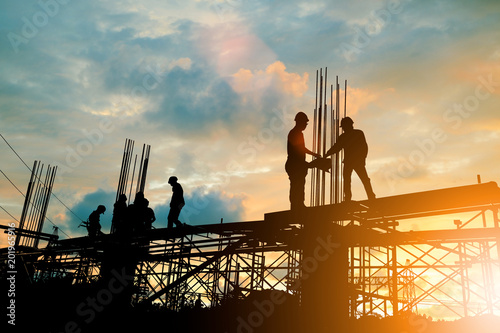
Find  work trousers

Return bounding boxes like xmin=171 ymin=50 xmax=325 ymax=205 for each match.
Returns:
xmin=343 ymin=163 xmax=375 ymax=201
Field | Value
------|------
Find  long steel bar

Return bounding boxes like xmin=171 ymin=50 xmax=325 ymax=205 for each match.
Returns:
xmin=316 ymin=69 xmax=323 ymax=206
xmin=321 ymin=68 xmax=328 ymax=205
xmin=311 ymin=70 xmax=319 ymax=207
xmin=34 ymin=165 xmax=57 ymax=248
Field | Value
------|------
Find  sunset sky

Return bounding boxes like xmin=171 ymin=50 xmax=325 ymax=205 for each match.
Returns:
xmin=1 ymin=0 xmax=500 ymax=244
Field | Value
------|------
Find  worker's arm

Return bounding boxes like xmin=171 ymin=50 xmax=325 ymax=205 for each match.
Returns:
xmin=324 ymin=142 xmax=341 ymax=158
xmin=324 ymin=133 xmax=346 ymax=157
xmin=305 ymin=148 xmax=321 ymax=159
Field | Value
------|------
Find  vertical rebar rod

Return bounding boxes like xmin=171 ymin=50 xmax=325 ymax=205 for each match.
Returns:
xmin=136 ymin=144 xmax=146 ymax=194
xmin=335 ymin=76 xmax=340 ymax=204
xmin=316 ymin=69 xmax=323 ymax=207
xmin=124 ymin=140 xmax=135 ymax=204
xmin=129 ymin=155 xmax=137 ymax=203
xmin=321 ymin=68 xmax=328 ymax=205
xmin=34 ymin=165 xmax=57 ymax=248
xmin=343 ymin=80 xmax=347 ymax=201
xmin=24 ymin=162 xmax=39 ymax=246
xmin=139 ymin=145 xmax=151 ymax=194
xmin=344 ymin=80 xmax=347 ymax=118
xmin=330 ymin=84 xmax=334 ymax=204
xmin=17 ymin=160 xmax=37 ymax=247
xmin=121 ymin=139 xmax=131 ymax=197
xmin=311 ymin=70 xmax=319 ymax=207
xmin=337 ymin=79 xmax=342 ymax=202
xmin=26 ymin=163 xmax=44 ymax=247
xmin=116 ymin=139 xmax=129 ymax=201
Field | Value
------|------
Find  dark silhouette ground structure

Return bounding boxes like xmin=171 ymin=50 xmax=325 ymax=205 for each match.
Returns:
xmin=3 ymin=180 xmax=500 ymax=333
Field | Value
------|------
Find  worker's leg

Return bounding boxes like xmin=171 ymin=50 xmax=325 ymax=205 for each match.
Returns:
xmin=175 ymin=208 xmax=183 ymax=227
xmin=167 ymin=208 xmax=176 ymax=229
xmin=289 ymin=173 xmax=307 ymax=209
xmin=354 ymin=165 xmax=376 ymax=200
xmin=343 ymin=165 xmax=354 ymax=201
xmin=286 ymin=162 xmax=308 ymax=209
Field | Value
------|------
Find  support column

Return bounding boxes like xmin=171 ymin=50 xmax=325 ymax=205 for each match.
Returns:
xmin=301 ymin=223 xmax=349 ymax=332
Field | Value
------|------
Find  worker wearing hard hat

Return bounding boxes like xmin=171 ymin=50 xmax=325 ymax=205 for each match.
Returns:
xmin=285 ymin=111 xmax=325 ymax=210
xmin=324 ymin=117 xmax=376 ymax=201
xmin=87 ymin=205 xmax=106 ymax=238
xmin=167 ymin=176 xmax=185 ymax=229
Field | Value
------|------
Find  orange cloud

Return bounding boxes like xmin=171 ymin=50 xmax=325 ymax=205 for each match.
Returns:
xmin=343 ymin=86 xmax=380 ymax=116
xmin=231 ymin=61 xmax=309 ymax=99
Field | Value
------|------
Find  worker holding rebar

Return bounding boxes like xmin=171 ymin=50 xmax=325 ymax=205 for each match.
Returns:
xmin=144 ymin=199 xmax=156 ymax=230
xmin=286 ymin=112 xmax=330 ymax=210
xmin=324 ymin=117 xmax=376 ymax=202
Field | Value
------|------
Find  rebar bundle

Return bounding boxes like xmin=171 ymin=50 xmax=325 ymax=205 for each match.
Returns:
xmin=310 ymin=68 xmax=347 ymax=206
xmin=111 ymin=138 xmax=151 ymax=233
xmin=16 ymin=160 xmax=57 ymax=248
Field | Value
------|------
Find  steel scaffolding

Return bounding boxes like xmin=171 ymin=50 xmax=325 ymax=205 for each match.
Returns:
xmin=2 ymin=182 xmax=497 ymax=324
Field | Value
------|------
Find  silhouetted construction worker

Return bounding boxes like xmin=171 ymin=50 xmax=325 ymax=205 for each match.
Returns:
xmin=167 ymin=176 xmax=185 ymax=228
xmin=128 ymin=191 xmax=148 ymax=233
xmin=324 ymin=117 xmax=376 ymax=201
xmin=144 ymin=199 xmax=156 ymax=230
xmin=111 ymin=194 xmax=127 ymax=234
xmin=87 ymin=205 xmax=106 ymax=238
xmin=285 ymin=112 xmax=323 ymax=209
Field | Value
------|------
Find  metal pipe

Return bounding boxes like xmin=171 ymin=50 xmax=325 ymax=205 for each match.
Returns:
xmin=321 ymin=68 xmax=328 ymax=205
xmin=316 ymin=69 xmax=323 ymax=206
xmin=129 ymin=154 xmax=137 ymax=203
xmin=330 ymin=84 xmax=334 ymax=205
xmin=116 ymin=139 xmax=128 ymax=201
xmin=311 ymin=70 xmax=319 ymax=207
xmin=136 ymin=143 xmax=146 ymax=194
xmin=17 ymin=160 xmax=37 ymax=247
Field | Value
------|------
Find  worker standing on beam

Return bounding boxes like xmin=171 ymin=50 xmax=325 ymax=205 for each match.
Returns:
xmin=285 ymin=111 xmax=327 ymax=210
xmin=111 ymin=194 xmax=127 ymax=235
xmin=167 ymin=176 xmax=185 ymax=228
xmin=324 ymin=116 xmax=376 ymax=202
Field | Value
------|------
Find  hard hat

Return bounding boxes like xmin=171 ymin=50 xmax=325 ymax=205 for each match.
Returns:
xmin=294 ymin=111 xmax=309 ymax=122
xmin=97 ymin=205 xmax=106 ymax=213
xmin=340 ymin=117 xmax=354 ymax=128
xmin=168 ymin=176 xmax=178 ymax=184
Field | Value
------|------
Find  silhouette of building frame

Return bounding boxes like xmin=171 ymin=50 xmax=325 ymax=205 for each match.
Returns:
xmin=5 ymin=181 xmax=497 ymax=323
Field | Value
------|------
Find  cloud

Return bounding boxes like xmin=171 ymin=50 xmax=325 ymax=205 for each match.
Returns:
xmin=340 ymin=86 xmax=381 ymax=117
xmin=193 ymin=22 xmax=277 ymax=77
xmin=231 ymin=61 xmax=309 ymax=99
xmin=143 ymin=63 xmax=242 ymax=135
